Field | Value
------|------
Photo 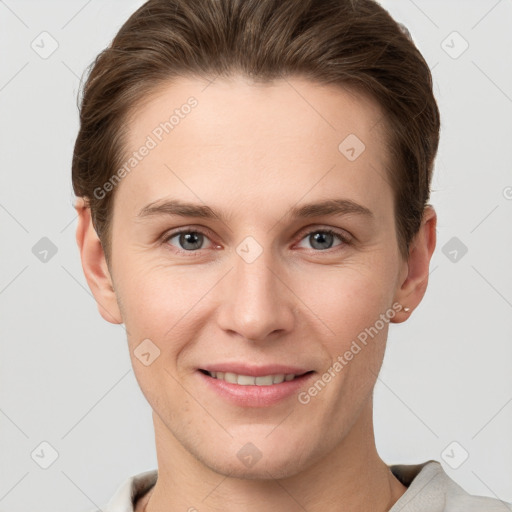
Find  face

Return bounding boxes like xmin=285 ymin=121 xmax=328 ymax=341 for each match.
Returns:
xmin=89 ymin=75 xmax=417 ymax=479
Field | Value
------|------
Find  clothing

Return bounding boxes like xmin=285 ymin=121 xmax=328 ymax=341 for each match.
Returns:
xmin=94 ymin=460 xmax=512 ymax=511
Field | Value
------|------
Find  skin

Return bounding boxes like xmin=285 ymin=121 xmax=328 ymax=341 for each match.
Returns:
xmin=75 ymin=75 xmax=436 ymax=512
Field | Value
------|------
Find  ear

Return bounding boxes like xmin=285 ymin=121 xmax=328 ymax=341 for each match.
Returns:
xmin=74 ymin=197 xmax=123 ymax=324
xmin=391 ymin=205 xmax=437 ymax=323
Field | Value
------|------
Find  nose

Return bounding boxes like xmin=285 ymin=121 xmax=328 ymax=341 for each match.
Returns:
xmin=215 ymin=245 xmax=296 ymax=343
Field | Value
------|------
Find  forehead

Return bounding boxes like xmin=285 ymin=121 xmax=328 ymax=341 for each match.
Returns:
xmin=127 ymin=74 xmax=387 ymax=151
xmin=116 ymin=75 xmax=392 ymax=216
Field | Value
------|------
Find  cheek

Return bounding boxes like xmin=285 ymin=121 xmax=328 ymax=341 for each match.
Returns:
xmin=115 ymin=259 xmax=205 ymax=332
xmin=296 ymin=260 xmax=396 ymax=334
xmin=119 ymin=267 xmax=199 ymax=402
xmin=115 ymin=262 xmax=224 ymax=382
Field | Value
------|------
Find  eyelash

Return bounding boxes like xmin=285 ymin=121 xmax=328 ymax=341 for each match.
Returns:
xmin=161 ymin=226 xmax=352 ymax=256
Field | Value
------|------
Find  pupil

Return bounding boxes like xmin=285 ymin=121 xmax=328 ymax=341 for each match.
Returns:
xmin=181 ymin=232 xmax=202 ymax=250
xmin=311 ymin=232 xmax=333 ymax=250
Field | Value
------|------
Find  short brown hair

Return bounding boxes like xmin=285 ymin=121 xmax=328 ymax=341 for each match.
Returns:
xmin=72 ymin=0 xmax=440 ymax=265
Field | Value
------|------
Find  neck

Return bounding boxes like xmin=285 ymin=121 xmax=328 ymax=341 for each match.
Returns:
xmin=142 ymin=403 xmax=407 ymax=512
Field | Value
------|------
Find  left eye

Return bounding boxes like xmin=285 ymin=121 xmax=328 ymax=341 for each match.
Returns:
xmin=296 ymin=229 xmax=348 ymax=251
xmin=163 ymin=228 xmax=349 ymax=253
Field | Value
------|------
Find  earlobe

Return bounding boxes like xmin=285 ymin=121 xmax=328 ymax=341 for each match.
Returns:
xmin=74 ymin=198 xmax=123 ymax=325
xmin=391 ymin=205 xmax=437 ymax=324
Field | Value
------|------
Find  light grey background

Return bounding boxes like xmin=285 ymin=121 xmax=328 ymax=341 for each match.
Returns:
xmin=1 ymin=0 xmax=511 ymax=510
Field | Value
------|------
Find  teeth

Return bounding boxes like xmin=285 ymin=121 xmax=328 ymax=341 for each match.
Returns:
xmin=208 ymin=371 xmax=298 ymax=385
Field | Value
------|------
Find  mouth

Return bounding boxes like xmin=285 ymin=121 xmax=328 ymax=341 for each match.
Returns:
xmin=198 ymin=369 xmax=314 ymax=386
xmin=197 ymin=368 xmax=317 ymax=407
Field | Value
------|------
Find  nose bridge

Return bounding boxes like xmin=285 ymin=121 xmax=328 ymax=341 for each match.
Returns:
xmin=216 ymin=238 xmax=294 ymax=341
xmin=236 ymin=244 xmax=278 ymax=301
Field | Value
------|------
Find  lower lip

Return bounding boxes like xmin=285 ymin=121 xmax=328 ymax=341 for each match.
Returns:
xmin=197 ymin=370 xmax=316 ymax=407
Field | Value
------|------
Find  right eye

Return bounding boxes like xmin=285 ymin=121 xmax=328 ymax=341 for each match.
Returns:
xmin=163 ymin=229 xmax=215 ymax=253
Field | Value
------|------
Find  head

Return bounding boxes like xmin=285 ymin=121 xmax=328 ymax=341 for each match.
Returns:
xmin=73 ymin=0 xmax=439 ymax=479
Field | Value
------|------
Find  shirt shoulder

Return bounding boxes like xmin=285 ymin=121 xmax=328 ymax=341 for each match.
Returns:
xmin=389 ymin=460 xmax=512 ymax=512
xmin=88 ymin=469 xmax=158 ymax=512
xmin=89 ymin=462 xmax=511 ymax=512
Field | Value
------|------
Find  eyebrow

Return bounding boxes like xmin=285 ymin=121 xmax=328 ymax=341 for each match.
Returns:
xmin=136 ymin=198 xmax=373 ymax=223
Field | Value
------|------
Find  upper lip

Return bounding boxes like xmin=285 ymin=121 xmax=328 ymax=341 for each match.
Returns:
xmin=199 ymin=363 xmax=313 ymax=377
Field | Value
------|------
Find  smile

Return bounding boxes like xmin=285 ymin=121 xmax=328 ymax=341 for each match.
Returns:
xmin=197 ymin=369 xmax=316 ymax=407
xmin=202 ymin=370 xmax=308 ymax=385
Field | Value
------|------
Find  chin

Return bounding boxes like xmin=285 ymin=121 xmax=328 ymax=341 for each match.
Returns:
xmin=197 ymin=436 xmax=316 ymax=481
xmin=207 ymin=453 xmax=308 ymax=481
